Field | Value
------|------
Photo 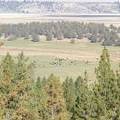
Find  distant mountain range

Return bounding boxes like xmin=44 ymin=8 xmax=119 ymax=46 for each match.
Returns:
xmin=0 ymin=1 xmax=120 ymax=14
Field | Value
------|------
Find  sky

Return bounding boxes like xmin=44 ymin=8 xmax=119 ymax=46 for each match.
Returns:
xmin=55 ymin=0 xmax=117 ymax=2
xmin=5 ymin=0 xmax=118 ymax=2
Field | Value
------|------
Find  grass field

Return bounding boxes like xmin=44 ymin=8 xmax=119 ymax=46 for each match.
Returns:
xmin=29 ymin=56 xmax=119 ymax=82
xmin=1 ymin=38 xmax=120 ymax=80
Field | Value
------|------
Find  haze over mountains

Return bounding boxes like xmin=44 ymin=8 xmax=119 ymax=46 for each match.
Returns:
xmin=0 ymin=0 xmax=120 ymax=14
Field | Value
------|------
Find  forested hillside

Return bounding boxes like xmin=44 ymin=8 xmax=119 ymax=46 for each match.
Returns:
xmin=0 ymin=48 xmax=120 ymax=119
xmin=0 ymin=1 xmax=120 ymax=14
xmin=0 ymin=22 xmax=120 ymax=46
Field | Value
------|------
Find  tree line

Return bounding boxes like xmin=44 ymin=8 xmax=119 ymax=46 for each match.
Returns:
xmin=0 ymin=48 xmax=120 ymax=120
xmin=0 ymin=22 xmax=120 ymax=46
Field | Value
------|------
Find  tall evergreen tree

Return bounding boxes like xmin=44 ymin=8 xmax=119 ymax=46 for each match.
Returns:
xmin=92 ymin=48 xmax=120 ymax=119
xmin=63 ymin=77 xmax=76 ymax=115
xmin=34 ymin=77 xmax=49 ymax=120
xmin=45 ymin=74 xmax=69 ymax=120
xmin=71 ymin=75 xmax=91 ymax=120
xmin=0 ymin=53 xmax=38 ymax=120
xmin=0 ymin=53 xmax=15 ymax=119
xmin=11 ymin=52 xmax=38 ymax=120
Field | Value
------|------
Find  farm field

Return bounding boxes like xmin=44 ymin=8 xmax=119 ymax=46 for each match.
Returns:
xmin=0 ymin=38 xmax=119 ymax=80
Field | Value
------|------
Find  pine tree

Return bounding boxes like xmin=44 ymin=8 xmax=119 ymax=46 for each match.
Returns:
xmin=63 ymin=77 xmax=76 ymax=115
xmin=31 ymin=33 xmax=40 ymax=42
xmin=11 ymin=52 xmax=38 ymax=120
xmin=0 ymin=52 xmax=38 ymax=120
xmin=0 ymin=53 xmax=15 ymax=119
xmin=45 ymin=74 xmax=69 ymax=120
xmin=71 ymin=74 xmax=91 ymax=120
xmin=92 ymin=47 xmax=120 ymax=119
xmin=75 ymin=76 xmax=84 ymax=97
xmin=34 ymin=77 xmax=49 ymax=120
xmin=46 ymin=31 xmax=53 ymax=41
xmin=14 ymin=52 xmax=32 ymax=81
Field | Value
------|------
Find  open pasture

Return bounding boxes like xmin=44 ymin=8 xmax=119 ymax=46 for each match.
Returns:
xmin=0 ymin=39 xmax=119 ymax=79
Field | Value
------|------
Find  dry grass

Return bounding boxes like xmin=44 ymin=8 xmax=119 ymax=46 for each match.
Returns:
xmin=0 ymin=14 xmax=120 ymax=26
xmin=0 ymin=39 xmax=119 ymax=79
xmin=1 ymin=39 xmax=120 ymax=63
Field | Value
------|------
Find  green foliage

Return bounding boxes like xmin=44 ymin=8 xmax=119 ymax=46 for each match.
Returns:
xmin=0 ymin=52 xmax=38 ymax=120
xmin=45 ymin=74 xmax=70 ymax=120
xmin=0 ymin=48 xmax=119 ymax=120
xmin=0 ymin=53 xmax=15 ymax=119
xmin=92 ymin=47 xmax=120 ymax=119
xmin=71 ymin=75 xmax=91 ymax=120
xmin=0 ymin=22 xmax=119 ymax=46
xmin=34 ymin=77 xmax=49 ymax=120
xmin=63 ymin=77 xmax=76 ymax=115
xmin=31 ymin=33 xmax=40 ymax=42
xmin=46 ymin=31 xmax=53 ymax=41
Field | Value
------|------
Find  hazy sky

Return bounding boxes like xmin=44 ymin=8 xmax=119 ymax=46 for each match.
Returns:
xmin=62 ymin=0 xmax=118 ymax=2
xmin=7 ymin=0 xmax=118 ymax=2
xmin=56 ymin=0 xmax=117 ymax=2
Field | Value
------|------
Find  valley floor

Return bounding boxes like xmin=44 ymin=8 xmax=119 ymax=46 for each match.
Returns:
xmin=0 ymin=39 xmax=119 ymax=79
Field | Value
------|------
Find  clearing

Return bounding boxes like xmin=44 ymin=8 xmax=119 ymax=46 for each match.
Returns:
xmin=0 ymin=39 xmax=119 ymax=80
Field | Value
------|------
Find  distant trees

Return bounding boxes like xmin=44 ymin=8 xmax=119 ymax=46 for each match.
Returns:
xmin=89 ymin=35 xmax=97 ymax=43
xmin=31 ymin=33 xmax=40 ymax=42
xmin=103 ymin=30 xmax=119 ymax=46
xmin=46 ymin=31 xmax=53 ymax=41
xmin=0 ymin=22 xmax=119 ymax=46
